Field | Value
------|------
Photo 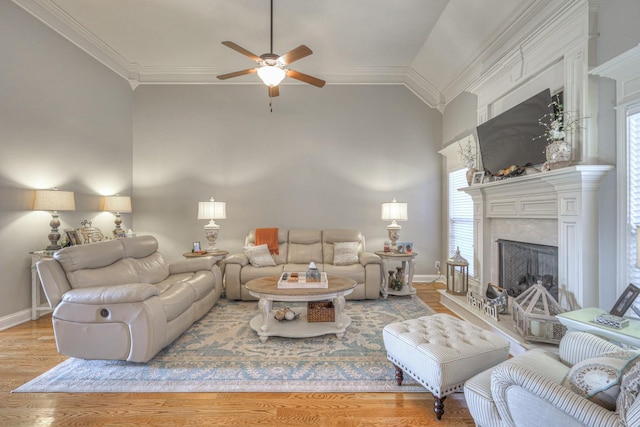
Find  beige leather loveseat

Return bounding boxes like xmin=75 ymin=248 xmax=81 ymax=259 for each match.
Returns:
xmin=224 ymin=229 xmax=382 ymax=300
xmin=36 ymin=235 xmax=223 ymax=362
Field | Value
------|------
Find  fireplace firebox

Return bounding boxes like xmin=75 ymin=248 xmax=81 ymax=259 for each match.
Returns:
xmin=497 ymin=239 xmax=558 ymax=301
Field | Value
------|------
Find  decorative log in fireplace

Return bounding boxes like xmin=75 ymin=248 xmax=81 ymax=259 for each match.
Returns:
xmin=497 ymin=239 xmax=558 ymax=301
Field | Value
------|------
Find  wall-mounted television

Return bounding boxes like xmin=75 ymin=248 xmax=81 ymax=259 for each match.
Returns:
xmin=476 ymin=88 xmax=554 ymax=175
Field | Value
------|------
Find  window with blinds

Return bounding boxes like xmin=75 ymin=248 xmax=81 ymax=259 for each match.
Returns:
xmin=628 ymin=106 xmax=640 ymax=285
xmin=448 ymin=168 xmax=474 ymax=276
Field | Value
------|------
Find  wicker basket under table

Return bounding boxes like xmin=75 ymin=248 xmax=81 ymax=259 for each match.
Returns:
xmin=307 ymin=301 xmax=335 ymax=322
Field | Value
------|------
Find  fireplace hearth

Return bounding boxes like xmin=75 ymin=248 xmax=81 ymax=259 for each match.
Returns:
xmin=498 ymin=239 xmax=558 ymax=301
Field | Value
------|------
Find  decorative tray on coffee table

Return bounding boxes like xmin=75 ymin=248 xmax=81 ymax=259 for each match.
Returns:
xmin=277 ymin=272 xmax=329 ymax=289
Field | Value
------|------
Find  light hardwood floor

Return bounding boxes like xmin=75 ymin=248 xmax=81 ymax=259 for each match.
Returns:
xmin=0 ymin=282 xmax=476 ymax=426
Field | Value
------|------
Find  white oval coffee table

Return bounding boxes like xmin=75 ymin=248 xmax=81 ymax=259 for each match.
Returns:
xmin=244 ymin=275 xmax=356 ymax=343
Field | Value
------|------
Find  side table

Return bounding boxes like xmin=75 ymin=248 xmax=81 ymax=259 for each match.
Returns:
xmin=375 ymin=251 xmax=418 ymax=298
xmin=29 ymin=250 xmax=56 ymax=320
xmin=556 ymin=307 xmax=640 ymax=349
xmin=182 ymin=249 xmax=228 ymax=262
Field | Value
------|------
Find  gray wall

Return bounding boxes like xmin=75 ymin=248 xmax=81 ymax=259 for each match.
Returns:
xmin=597 ymin=0 xmax=640 ymax=65
xmin=132 ymin=84 xmax=443 ymax=272
xmin=0 ymin=2 xmax=133 ymax=321
xmin=442 ymin=91 xmax=478 ymax=145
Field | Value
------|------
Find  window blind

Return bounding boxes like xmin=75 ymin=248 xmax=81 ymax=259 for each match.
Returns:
xmin=448 ymin=168 xmax=474 ymax=276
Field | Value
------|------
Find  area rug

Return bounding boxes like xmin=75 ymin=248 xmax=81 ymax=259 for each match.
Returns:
xmin=14 ymin=296 xmax=434 ymax=393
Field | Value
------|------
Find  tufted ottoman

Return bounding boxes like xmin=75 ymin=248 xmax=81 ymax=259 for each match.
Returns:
xmin=382 ymin=313 xmax=510 ymax=420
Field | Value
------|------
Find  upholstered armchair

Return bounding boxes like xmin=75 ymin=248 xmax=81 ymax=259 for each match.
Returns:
xmin=464 ymin=331 xmax=640 ymax=427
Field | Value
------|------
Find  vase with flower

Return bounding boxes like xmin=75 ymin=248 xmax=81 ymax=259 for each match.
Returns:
xmin=459 ymin=138 xmax=477 ymax=185
xmin=536 ymin=95 xmax=584 ymax=170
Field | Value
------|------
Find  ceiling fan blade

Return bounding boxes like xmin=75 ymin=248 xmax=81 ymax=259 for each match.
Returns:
xmin=279 ymin=45 xmax=313 ymax=65
xmin=286 ymin=69 xmax=326 ymax=88
xmin=216 ymin=68 xmax=258 ymax=80
xmin=221 ymin=41 xmax=261 ymax=62
xmin=268 ymin=86 xmax=280 ymax=97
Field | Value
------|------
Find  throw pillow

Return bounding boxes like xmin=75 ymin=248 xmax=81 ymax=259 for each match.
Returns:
xmin=562 ymin=349 xmax=640 ymax=411
xmin=244 ymin=244 xmax=276 ymax=267
xmin=617 ymin=357 xmax=640 ymax=420
xmin=333 ymin=242 xmax=360 ymax=266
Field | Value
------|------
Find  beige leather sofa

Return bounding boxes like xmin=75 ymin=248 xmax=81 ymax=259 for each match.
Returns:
xmin=36 ymin=236 xmax=223 ymax=362
xmin=224 ymin=229 xmax=382 ymax=300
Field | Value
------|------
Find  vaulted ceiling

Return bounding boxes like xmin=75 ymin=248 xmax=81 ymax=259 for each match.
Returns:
xmin=13 ymin=0 xmax=541 ymax=110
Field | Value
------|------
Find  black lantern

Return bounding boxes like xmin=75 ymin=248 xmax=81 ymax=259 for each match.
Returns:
xmin=446 ymin=247 xmax=469 ymax=295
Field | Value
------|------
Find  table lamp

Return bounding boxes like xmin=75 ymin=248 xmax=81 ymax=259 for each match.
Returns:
xmin=33 ymin=188 xmax=76 ymax=250
xmin=103 ymin=195 xmax=132 ymax=237
xmin=381 ymin=198 xmax=408 ymax=251
xmin=198 ymin=197 xmax=226 ymax=251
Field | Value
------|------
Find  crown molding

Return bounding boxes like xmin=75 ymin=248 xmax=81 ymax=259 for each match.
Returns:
xmin=466 ymin=0 xmax=589 ymax=106
xmin=441 ymin=0 xmax=552 ymax=104
xmin=441 ymin=0 xmax=588 ymax=105
xmin=12 ymin=0 xmax=132 ymax=79
xmin=11 ymin=0 xmax=446 ymax=108
xmin=404 ymin=68 xmax=444 ymax=111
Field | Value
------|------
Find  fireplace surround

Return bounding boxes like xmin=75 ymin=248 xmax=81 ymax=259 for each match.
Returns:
xmin=461 ymin=165 xmax=613 ymax=311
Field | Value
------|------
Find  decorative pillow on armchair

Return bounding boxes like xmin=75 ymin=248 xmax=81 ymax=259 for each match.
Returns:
xmin=244 ymin=244 xmax=276 ymax=267
xmin=333 ymin=242 xmax=360 ymax=266
xmin=562 ymin=349 xmax=640 ymax=411
xmin=617 ymin=356 xmax=640 ymax=420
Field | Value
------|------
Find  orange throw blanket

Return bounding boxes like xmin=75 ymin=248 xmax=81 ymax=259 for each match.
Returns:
xmin=255 ymin=228 xmax=279 ymax=255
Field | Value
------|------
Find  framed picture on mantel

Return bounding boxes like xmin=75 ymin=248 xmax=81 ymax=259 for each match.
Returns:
xmin=471 ymin=171 xmax=485 ymax=185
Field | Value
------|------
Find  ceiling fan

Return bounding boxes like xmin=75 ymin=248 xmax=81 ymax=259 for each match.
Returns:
xmin=216 ymin=0 xmax=326 ymax=97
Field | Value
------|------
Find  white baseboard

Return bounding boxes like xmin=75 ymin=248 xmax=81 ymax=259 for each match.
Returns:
xmin=413 ymin=274 xmax=445 ymax=284
xmin=0 ymin=309 xmax=32 ymax=331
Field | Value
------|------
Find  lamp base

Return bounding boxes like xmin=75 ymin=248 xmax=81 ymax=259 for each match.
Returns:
xmin=387 ymin=224 xmax=401 ymax=252
xmin=46 ymin=213 xmax=62 ymax=251
xmin=204 ymin=223 xmax=221 ymax=251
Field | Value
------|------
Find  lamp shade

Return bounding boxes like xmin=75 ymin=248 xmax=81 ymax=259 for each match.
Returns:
xmin=103 ymin=196 xmax=132 ymax=213
xmin=198 ymin=197 xmax=226 ymax=220
xmin=33 ymin=189 xmax=76 ymax=211
xmin=257 ymin=65 xmax=286 ymax=87
xmin=381 ymin=199 xmax=408 ymax=221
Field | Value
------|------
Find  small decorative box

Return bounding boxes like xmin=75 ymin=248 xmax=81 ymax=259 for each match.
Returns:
xmin=594 ymin=313 xmax=629 ymax=329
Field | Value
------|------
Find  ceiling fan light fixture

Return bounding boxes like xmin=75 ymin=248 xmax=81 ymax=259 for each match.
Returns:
xmin=257 ymin=65 xmax=286 ymax=87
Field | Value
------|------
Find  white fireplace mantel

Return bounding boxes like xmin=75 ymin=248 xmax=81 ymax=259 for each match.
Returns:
xmin=461 ymin=165 xmax=613 ymax=310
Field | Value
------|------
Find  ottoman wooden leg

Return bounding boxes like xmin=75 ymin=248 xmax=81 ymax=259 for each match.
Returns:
xmin=393 ymin=364 xmax=404 ymax=386
xmin=434 ymin=395 xmax=447 ymax=421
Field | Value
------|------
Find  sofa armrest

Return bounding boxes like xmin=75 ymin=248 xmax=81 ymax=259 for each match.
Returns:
xmin=559 ymin=331 xmax=622 ymax=366
xmin=224 ymin=253 xmax=249 ymax=267
xmin=491 ymin=363 xmax=619 ymax=427
xmin=168 ymin=257 xmax=215 ymax=275
xmin=359 ymin=251 xmax=381 ymax=266
xmin=61 ymin=283 xmax=160 ymax=305
xmin=36 ymin=258 xmax=71 ymax=309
